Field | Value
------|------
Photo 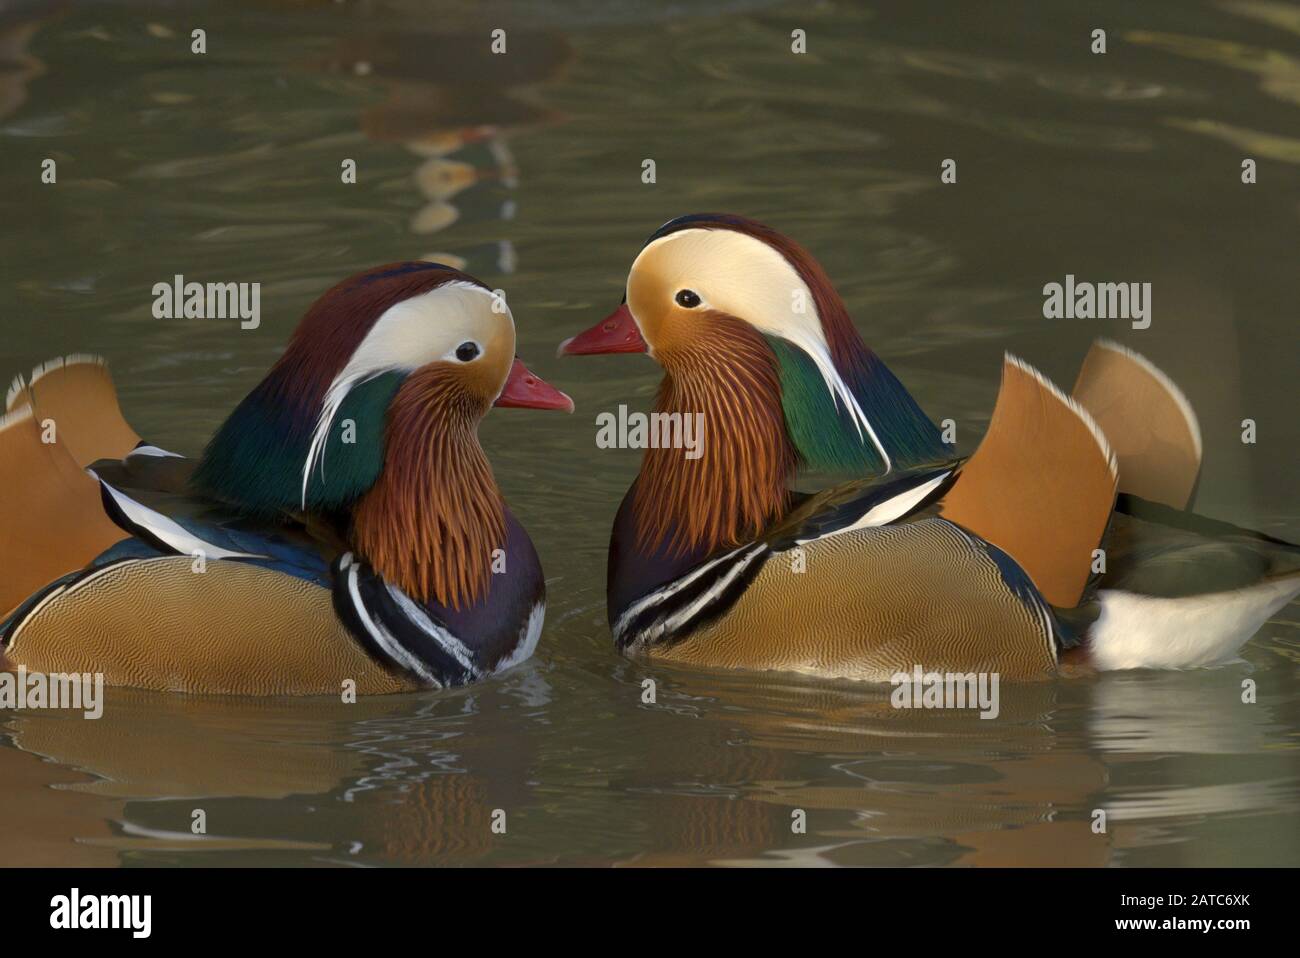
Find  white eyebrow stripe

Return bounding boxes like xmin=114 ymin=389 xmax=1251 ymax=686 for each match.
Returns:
xmin=299 ymin=280 xmax=514 ymax=506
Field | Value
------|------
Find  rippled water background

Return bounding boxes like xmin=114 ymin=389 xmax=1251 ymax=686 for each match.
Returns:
xmin=1 ymin=0 xmax=1298 ymax=866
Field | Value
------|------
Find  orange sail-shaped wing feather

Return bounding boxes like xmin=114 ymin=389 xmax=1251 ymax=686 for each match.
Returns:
xmin=1071 ymin=339 xmax=1201 ymax=510
xmin=940 ymin=355 xmax=1117 ymax=608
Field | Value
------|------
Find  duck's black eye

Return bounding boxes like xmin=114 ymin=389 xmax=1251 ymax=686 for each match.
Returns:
xmin=675 ymin=289 xmax=701 ymax=309
xmin=455 ymin=341 xmax=480 ymax=362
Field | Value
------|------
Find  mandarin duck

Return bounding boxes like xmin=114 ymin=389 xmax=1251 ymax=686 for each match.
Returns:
xmin=559 ymin=214 xmax=1300 ymax=680
xmin=0 ymin=262 xmax=572 ymax=695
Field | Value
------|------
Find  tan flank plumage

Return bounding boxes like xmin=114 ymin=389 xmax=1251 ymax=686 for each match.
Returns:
xmin=5 ymin=558 xmax=415 ymax=695
xmin=656 ymin=518 xmax=1057 ymax=681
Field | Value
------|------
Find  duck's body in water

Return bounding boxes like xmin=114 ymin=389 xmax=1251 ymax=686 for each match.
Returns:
xmin=560 ymin=214 xmax=1299 ymax=679
xmin=0 ymin=263 xmax=573 ymax=695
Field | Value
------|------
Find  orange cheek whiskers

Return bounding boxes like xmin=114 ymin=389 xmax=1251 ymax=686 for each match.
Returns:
xmin=632 ymin=314 xmax=794 ymax=558
xmin=351 ymin=367 xmax=505 ymax=610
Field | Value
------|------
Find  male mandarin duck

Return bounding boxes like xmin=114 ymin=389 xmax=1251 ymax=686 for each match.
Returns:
xmin=559 ymin=213 xmax=1300 ymax=680
xmin=0 ymin=262 xmax=572 ymax=695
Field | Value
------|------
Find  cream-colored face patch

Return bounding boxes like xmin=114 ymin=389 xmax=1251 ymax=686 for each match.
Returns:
xmin=626 ymin=228 xmax=890 ymax=470
xmin=302 ymin=281 xmax=515 ymax=505
xmin=628 ymin=229 xmax=820 ymax=347
xmin=348 ymin=282 xmax=515 ymax=376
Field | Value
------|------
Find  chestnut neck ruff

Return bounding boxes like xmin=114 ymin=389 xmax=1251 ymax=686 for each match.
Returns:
xmin=351 ymin=366 xmax=505 ymax=610
xmin=633 ymin=313 xmax=795 ymax=558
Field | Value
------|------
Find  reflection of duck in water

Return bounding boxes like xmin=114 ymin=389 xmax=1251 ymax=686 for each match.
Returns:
xmin=0 ymin=1 xmax=63 ymax=121
xmin=2 ymin=718 xmax=536 ymax=865
xmin=0 ymin=694 xmax=390 ymax=864
xmin=319 ymin=26 xmax=571 ymax=266
xmin=607 ymin=664 xmax=1295 ymax=866
xmin=600 ymin=670 xmax=1111 ymax=865
xmin=1 ymin=678 xmax=546 ymax=864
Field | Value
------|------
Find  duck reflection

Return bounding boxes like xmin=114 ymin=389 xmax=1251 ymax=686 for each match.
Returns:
xmin=2 ymin=658 xmax=1289 ymax=866
xmin=1 ymin=675 xmax=547 ymax=865
xmin=606 ymin=660 xmax=1287 ymax=866
xmin=0 ymin=1 xmax=65 ymax=121
xmin=317 ymin=24 xmax=570 ymax=271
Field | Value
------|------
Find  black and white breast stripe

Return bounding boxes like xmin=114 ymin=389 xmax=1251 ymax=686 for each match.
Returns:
xmin=614 ymin=469 xmax=956 ymax=652
xmin=613 ymin=542 xmax=769 ymax=652
xmin=332 ymin=553 xmax=484 ymax=688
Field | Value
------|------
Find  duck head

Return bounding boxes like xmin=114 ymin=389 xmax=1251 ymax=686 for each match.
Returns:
xmin=194 ymin=261 xmax=571 ymax=607
xmin=560 ymin=214 xmax=946 ymax=559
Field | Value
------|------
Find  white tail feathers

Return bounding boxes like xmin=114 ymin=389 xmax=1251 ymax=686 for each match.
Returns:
xmin=1089 ymin=576 xmax=1300 ymax=670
